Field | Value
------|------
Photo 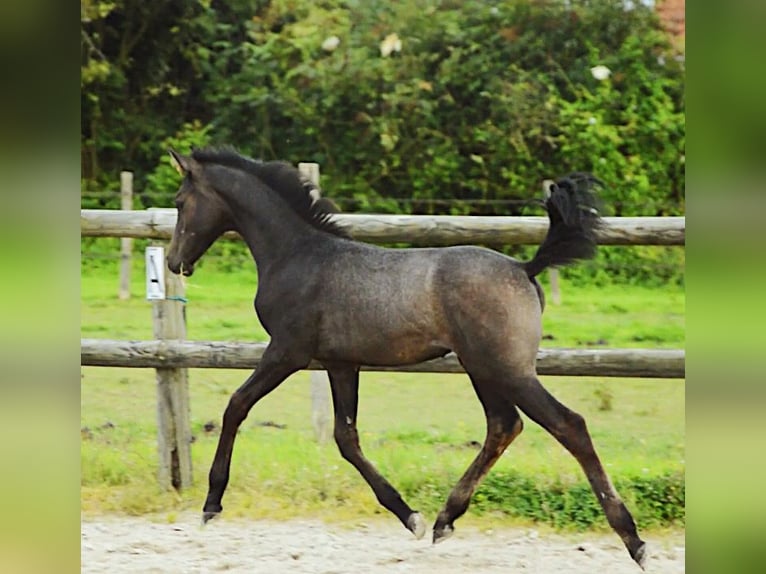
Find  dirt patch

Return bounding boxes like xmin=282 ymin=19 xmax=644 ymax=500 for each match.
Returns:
xmin=81 ymin=513 xmax=684 ymax=573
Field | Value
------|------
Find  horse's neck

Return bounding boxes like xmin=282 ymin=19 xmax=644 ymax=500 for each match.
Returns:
xmin=226 ymin=182 xmax=318 ymax=272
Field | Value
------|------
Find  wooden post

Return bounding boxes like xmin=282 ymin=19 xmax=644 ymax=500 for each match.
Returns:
xmin=309 ymin=372 xmax=332 ymax=444
xmin=152 ymin=269 xmax=193 ymax=489
xmin=298 ymin=162 xmax=332 ymax=444
xmin=543 ymin=180 xmax=561 ymax=305
xmin=118 ymin=171 xmax=133 ymax=300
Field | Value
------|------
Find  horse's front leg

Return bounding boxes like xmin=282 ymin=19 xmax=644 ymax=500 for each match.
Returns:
xmin=326 ymin=364 xmax=426 ymax=539
xmin=202 ymin=344 xmax=308 ymax=523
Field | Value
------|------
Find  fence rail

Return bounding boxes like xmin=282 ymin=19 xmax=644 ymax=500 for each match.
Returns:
xmin=81 ymin=210 xmax=685 ymax=246
xmin=81 ymin=339 xmax=685 ymax=379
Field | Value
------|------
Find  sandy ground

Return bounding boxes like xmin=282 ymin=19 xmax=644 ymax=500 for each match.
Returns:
xmin=81 ymin=513 xmax=684 ymax=573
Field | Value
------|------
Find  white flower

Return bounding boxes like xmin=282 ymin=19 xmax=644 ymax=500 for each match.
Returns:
xmin=588 ymin=116 xmax=597 ymax=125
xmin=590 ymin=65 xmax=611 ymax=81
xmin=321 ymin=36 xmax=340 ymax=52
xmin=380 ymin=33 xmax=402 ymax=58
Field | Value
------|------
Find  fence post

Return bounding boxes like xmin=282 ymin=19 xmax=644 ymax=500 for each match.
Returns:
xmin=118 ymin=171 xmax=133 ymax=300
xmin=543 ymin=180 xmax=561 ymax=305
xmin=298 ymin=162 xmax=332 ymax=444
xmin=151 ymin=266 xmax=193 ymax=489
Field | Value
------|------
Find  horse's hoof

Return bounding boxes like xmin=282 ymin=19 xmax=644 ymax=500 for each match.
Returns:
xmin=432 ymin=523 xmax=454 ymax=544
xmin=632 ymin=541 xmax=647 ymax=570
xmin=406 ymin=512 xmax=426 ymax=539
xmin=201 ymin=511 xmax=220 ymax=525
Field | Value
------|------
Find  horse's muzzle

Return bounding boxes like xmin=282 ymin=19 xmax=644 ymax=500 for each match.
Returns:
xmin=167 ymin=257 xmax=194 ymax=277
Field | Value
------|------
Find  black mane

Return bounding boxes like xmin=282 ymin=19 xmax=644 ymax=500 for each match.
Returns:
xmin=191 ymin=147 xmax=350 ymax=238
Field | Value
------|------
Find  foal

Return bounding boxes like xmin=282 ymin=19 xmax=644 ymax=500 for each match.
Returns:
xmin=166 ymin=148 xmax=646 ymax=568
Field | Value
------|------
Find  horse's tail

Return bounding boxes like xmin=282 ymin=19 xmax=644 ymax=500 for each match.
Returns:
xmin=523 ymin=173 xmax=604 ymax=279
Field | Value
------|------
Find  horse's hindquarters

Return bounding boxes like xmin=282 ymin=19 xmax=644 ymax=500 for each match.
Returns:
xmin=434 ymin=249 xmax=542 ymax=378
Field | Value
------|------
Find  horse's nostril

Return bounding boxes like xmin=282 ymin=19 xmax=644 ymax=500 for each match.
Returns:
xmin=166 ymin=256 xmax=184 ymax=276
xmin=180 ymin=262 xmax=194 ymax=277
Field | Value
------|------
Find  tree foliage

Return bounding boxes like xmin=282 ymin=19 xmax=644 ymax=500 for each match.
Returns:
xmin=81 ymin=0 xmax=684 ymax=282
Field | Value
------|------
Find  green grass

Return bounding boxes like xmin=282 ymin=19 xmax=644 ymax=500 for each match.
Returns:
xmin=80 ymin=255 xmax=685 ymax=529
xmin=81 ymin=367 xmax=684 ymax=526
xmin=538 ymin=284 xmax=685 ymax=349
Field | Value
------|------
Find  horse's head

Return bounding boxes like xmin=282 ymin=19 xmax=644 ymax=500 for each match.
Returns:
xmin=166 ymin=149 xmax=234 ymax=277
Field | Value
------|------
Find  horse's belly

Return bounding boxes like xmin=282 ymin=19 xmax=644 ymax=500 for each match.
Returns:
xmin=316 ymin=331 xmax=450 ymax=366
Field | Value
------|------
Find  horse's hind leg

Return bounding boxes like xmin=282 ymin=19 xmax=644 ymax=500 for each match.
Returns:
xmin=433 ymin=377 xmax=523 ymax=543
xmin=514 ymin=375 xmax=647 ymax=569
xmin=326 ymin=365 xmax=426 ymax=539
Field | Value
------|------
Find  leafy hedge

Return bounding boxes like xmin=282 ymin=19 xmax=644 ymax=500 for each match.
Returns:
xmin=81 ymin=0 xmax=685 ymax=285
xmin=406 ymin=469 xmax=685 ymax=529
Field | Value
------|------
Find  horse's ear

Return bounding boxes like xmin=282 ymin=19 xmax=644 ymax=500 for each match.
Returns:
xmin=168 ymin=149 xmax=190 ymax=176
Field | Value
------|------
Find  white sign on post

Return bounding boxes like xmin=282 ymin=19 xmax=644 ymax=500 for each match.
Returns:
xmin=146 ymin=246 xmax=166 ymax=300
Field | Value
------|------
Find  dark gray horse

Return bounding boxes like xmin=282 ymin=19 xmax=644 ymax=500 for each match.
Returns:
xmin=166 ymin=147 xmax=646 ymax=568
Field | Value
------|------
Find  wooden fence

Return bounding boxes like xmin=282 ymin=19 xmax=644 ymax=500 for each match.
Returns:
xmin=81 ymin=210 xmax=685 ymax=246
xmin=81 ymin=339 xmax=684 ymax=379
xmin=81 ymin=206 xmax=685 ymax=489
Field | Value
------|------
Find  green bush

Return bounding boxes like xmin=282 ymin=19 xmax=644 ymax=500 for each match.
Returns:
xmin=81 ymin=0 xmax=684 ymax=285
xmin=470 ymin=470 xmax=685 ymax=529
xmin=394 ymin=468 xmax=684 ymax=529
xmin=143 ymin=120 xmax=212 ymax=208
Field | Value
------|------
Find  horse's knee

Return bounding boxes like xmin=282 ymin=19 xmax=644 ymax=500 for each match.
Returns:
xmin=491 ymin=411 xmax=523 ymax=453
xmin=566 ymin=409 xmax=588 ymax=435
xmin=333 ymin=425 xmax=360 ymax=462
xmin=222 ymin=391 xmax=249 ymax=428
xmin=495 ymin=404 xmax=523 ymax=437
xmin=555 ymin=409 xmax=594 ymax=453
